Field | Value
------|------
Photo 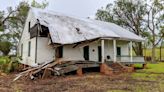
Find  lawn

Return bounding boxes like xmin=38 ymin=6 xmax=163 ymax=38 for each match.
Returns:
xmin=134 ymin=62 xmax=164 ymax=73
xmin=131 ymin=62 xmax=164 ymax=91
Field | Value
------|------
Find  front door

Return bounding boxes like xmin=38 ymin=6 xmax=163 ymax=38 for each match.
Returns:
xmin=55 ymin=46 xmax=63 ymax=58
xmin=117 ymin=47 xmax=121 ymax=56
xmin=98 ymin=46 xmax=102 ymax=62
xmin=83 ymin=46 xmax=89 ymax=60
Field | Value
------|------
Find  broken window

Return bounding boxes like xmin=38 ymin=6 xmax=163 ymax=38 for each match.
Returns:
xmin=30 ymin=24 xmax=49 ymax=39
xmin=39 ymin=25 xmax=49 ymax=37
xmin=30 ymin=24 xmax=38 ymax=38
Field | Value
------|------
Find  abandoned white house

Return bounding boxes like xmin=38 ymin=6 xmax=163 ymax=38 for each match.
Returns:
xmin=18 ymin=8 xmax=145 ymax=67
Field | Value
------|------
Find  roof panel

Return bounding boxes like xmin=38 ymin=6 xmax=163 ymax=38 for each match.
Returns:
xmin=31 ymin=8 xmax=144 ymax=44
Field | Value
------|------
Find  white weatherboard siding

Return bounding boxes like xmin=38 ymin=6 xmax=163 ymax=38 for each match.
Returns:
xmin=87 ymin=40 xmax=129 ymax=62
xmin=19 ymin=38 xmax=36 ymax=66
xmin=116 ymin=41 xmax=129 ymax=56
xmin=37 ymin=37 xmax=55 ymax=64
xmin=28 ymin=38 xmax=36 ymax=63
xmin=18 ymin=9 xmax=38 ymax=66
xmin=89 ymin=41 xmax=100 ymax=61
xmin=105 ymin=40 xmax=114 ymax=61
xmin=63 ymin=45 xmax=84 ymax=61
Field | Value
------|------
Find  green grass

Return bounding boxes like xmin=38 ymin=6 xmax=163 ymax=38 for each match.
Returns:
xmin=132 ymin=62 xmax=164 ymax=81
xmin=135 ymin=62 xmax=164 ymax=73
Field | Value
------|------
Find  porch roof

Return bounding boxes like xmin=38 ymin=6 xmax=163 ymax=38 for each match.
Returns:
xmin=31 ymin=8 xmax=145 ymax=44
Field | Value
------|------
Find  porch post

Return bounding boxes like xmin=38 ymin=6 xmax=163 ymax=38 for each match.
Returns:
xmin=113 ymin=39 xmax=116 ymax=62
xmin=130 ymin=41 xmax=133 ymax=62
xmin=101 ymin=39 xmax=105 ymax=63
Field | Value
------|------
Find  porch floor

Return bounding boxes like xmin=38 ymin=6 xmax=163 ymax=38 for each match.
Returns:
xmin=106 ymin=61 xmax=146 ymax=65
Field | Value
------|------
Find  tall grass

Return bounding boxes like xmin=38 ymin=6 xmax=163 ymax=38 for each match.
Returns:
xmin=143 ymin=48 xmax=164 ymax=60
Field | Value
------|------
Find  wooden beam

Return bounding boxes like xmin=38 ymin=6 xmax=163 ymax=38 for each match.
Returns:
xmin=130 ymin=41 xmax=133 ymax=62
xmin=74 ymin=39 xmax=100 ymax=48
xmin=113 ymin=40 xmax=116 ymax=62
xmin=101 ymin=40 xmax=105 ymax=63
xmin=42 ymin=68 xmax=51 ymax=79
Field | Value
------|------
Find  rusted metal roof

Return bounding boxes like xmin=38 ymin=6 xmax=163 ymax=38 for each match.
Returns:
xmin=31 ymin=8 xmax=144 ymax=44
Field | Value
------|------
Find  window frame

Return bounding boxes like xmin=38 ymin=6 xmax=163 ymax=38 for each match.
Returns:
xmin=28 ymin=22 xmax=31 ymax=32
xmin=21 ymin=44 xmax=23 ymax=57
xmin=28 ymin=41 xmax=31 ymax=57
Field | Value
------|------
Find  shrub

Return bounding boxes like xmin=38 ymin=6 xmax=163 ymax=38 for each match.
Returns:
xmin=0 ymin=56 xmax=20 ymax=73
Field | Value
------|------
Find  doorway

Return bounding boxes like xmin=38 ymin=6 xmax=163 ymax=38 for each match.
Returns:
xmin=55 ymin=46 xmax=63 ymax=58
xmin=98 ymin=46 xmax=102 ymax=62
xmin=83 ymin=46 xmax=89 ymax=60
xmin=117 ymin=47 xmax=121 ymax=56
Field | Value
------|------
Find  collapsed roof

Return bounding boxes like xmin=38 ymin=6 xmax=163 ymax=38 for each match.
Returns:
xmin=31 ymin=8 xmax=144 ymax=44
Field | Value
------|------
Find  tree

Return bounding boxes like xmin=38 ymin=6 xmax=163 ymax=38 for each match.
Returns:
xmin=31 ymin=0 xmax=49 ymax=9
xmin=146 ymin=0 xmax=164 ymax=62
xmin=0 ymin=41 xmax=13 ymax=56
xmin=0 ymin=0 xmax=49 ymax=56
xmin=96 ymin=0 xmax=164 ymax=62
xmin=0 ymin=1 xmax=30 ymax=56
xmin=96 ymin=0 xmax=147 ymax=56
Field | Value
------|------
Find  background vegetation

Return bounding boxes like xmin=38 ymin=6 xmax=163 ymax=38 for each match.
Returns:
xmin=0 ymin=0 xmax=48 ymax=72
xmin=96 ymin=0 xmax=164 ymax=62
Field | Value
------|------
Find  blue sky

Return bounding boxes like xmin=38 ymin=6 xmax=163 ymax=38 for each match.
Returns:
xmin=0 ymin=0 xmax=114 ymax=18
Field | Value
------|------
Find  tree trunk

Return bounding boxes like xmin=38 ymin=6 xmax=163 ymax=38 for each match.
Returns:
xmin=152 ymin=32 xmax=156 ymax=62
xmin=133 ymin=42 xmax=143 ymax=56
xmin=138 ymin=42 xmax=143 ymax=56
xmin=160 ymin=46 xmax=162 ymax=62
xmin=152 ymin=45 xmax=156 ymax=62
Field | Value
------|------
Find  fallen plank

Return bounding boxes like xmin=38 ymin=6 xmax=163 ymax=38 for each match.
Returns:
xmin=13 ymin=61 xmax=53 ymax=81
xmin=14 ymin=60 xmax=103 ymax=81
xmin=42 ymin=68 xmax=52 ymax=79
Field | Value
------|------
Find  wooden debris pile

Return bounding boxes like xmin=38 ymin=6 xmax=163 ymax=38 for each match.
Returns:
xmin=13 ymin=59 xmax=100 ymax=81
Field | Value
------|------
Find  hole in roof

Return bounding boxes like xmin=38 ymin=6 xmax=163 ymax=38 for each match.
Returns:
xmin=76 ymin=27 xmax=82 ymax=34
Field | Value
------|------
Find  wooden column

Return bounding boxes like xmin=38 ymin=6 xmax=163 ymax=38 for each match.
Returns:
xmin=113 ymin=40 xmax=116 ymax=62
xmin=101 ymin=39 xmax=105 ymax=63
xmin=130 ymin=41 xmax=133 ymax=62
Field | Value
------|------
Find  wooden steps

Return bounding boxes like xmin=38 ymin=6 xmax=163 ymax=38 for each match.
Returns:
xmin=108 ymin=63 xmax=134 ymax=74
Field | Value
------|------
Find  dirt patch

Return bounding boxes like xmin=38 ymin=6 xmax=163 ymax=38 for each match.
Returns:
xmin=0 ymin=72 xmax=163 ymax=92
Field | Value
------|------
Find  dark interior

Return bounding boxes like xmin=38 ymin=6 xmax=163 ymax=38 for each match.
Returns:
xmin=30 ymin=24 xmax=49 ymax=39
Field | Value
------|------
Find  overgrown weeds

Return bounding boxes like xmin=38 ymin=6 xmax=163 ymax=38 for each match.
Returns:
xmin=0 ymin=56 xmax=20 ymax=73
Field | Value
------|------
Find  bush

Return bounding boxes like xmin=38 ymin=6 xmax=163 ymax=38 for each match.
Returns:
xmin=0 ymin=56 xmax=20 ymax=73
xmin=0 ymin=41 xmax=13 ymax=56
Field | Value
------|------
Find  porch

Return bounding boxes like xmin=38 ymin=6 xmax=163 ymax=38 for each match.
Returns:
xmin=106 ymin=56 xmax=145 ymax=64
xmin=100 ymin=39 xmax=145 ymax=64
